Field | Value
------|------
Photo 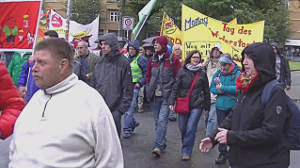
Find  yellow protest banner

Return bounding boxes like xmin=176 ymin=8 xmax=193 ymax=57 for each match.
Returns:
xmin=160 ymin=12 xmax=182 ymax=45
xmin=181 ymin=5 xmax=264 ymax=62
xmin=229 ymin=18 xmax=237 ymax=24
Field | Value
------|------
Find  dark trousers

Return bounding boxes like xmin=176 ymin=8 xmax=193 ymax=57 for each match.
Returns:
xmin=112 ymin=110 xmax=122 ymax=137
xmin=216 ymin=108 xmax=231 ymax=157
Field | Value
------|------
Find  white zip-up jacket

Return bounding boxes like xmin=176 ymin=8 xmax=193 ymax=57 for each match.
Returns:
xmin=9 ymin=74 xmax=123 ymax=168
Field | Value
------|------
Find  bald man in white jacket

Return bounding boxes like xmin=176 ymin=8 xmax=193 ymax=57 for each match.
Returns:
xmin=9 ymin=39 xmax=123 ymax=168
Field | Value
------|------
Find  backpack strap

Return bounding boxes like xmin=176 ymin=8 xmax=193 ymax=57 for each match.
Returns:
xmin=261 ymin=79 xmax=280 ymax=104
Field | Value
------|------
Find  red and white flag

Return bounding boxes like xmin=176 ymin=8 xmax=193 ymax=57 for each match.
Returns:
xmin=0 ymin=0 xmax=42 ymax=51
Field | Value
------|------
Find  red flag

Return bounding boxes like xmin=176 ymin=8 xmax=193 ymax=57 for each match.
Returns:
xmin=0 ymin=1 xmax=41 ymax=50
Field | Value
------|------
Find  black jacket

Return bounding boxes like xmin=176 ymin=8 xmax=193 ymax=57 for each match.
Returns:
xmin=169 ymin=67 xmax=210 ymax=111
xmin=91 ymin=33 xmax=133 ymax=114
xmin=271 ymin=42 xmax=291 ymax=87
xmin=212 ymin=43 xmax=290 ymax=168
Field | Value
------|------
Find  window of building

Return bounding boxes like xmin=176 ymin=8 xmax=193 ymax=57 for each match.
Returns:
xmin=110 ymin=12 xmax=120 ymax=22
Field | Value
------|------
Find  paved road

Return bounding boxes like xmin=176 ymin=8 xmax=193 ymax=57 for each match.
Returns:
xmin=1 ymin=71 xmax=300 ymax=168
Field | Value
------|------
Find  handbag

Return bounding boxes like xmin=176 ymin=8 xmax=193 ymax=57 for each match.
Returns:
xmin=175 ymin=71 xmax=200 ymax=114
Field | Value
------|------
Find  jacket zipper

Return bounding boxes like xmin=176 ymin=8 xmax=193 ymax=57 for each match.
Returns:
xmin=41 ymin=95 xmax=52 ymax=120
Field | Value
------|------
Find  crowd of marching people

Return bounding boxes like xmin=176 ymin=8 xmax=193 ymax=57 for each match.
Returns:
xmin=0 ymin=29 xmax=295 ymax=168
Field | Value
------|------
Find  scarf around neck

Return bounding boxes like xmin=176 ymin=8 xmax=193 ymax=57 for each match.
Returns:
xmin=186 ymin=63 xmax=202 ymax=71
xmin=221 ymin=63 xmax=235 ymax=76
xmin=236 ymin=71 xmax=258 ymax=94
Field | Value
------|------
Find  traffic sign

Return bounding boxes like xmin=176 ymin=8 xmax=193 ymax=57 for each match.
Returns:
xmin=122 ymin=16 xmax=134 ymax=30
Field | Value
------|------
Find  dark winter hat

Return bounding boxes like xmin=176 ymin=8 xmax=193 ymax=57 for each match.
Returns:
xmin=154 ymin=36 xmax=168 ymax=53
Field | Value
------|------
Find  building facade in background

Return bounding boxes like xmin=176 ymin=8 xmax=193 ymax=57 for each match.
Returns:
xmin=43 ymin=0 xmax=66 ymax=18
xmin=285 ymin=0 xmax=300 ymax=60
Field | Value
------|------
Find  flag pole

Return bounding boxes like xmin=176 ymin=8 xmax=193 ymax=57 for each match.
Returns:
xmin=65 ymin=0 xmax=71 ymax=41
xmin=133 ymin=15 xmax=149 ymax=40
xmin=32 ymin=0 xmax=43 ymax=53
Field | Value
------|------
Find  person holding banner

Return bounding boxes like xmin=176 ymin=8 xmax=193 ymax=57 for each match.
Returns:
xmin=169 ymin=50 xmax=210 ymax=161
xmin=146 ymin=36 xmax=181 ymax=157
xmin=209 ymin=54 xmax=240 ymax=164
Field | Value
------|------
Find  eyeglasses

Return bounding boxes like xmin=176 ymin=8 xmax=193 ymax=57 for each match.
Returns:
xmin=191 ymin=56 xmax=201 ymax=59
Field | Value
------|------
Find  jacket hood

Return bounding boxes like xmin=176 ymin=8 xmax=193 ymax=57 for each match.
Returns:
xmin=270 ymin=42 xmax=282 ymax=57
xmin=127 ymin=40 xmax=140 ymax=54
xmin=154 ymin=36 xmax=168 ymax=54
xmin=98 ymin=33 xmax=121 ymax=58
xmin=241 ymin=43 xmax=276 ymax=89
xmin=210 ymin=46 xmax=223 ymax=58
xmin=270 ymin=42 xmax=280 ymax=52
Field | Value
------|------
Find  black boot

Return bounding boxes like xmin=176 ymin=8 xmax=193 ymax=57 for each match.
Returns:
xmin=215 ymin=154 xmax=227 ymax=164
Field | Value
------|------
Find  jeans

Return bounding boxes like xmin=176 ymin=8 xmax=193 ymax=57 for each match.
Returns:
xmin=137 ymin=86 xmax=144 ymax=111
xmin=178 ymin=108 xmax=202 ymax=156
xmin=216 ymin=108 xmax=231 ymax=157
xmin=169 ymin=111 xmax=177 ymax=119
xmin=205 ymin=103 xmax=218 ymax=137
xmin=123 ymin=88 xmax=140 ymax=133
xmin=150 ymin=97 xmax=170 ymax=150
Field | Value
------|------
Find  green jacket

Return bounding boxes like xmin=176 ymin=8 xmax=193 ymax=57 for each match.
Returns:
xmin=74 ymin=52 xmax=99 ymax=80
xmin=7 ymin=52 xmax=32 ymax=86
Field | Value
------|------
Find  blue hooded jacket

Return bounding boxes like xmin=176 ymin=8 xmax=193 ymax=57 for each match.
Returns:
xmin=18 ymin=61 xmax=39 ymax=103
xmin=126 ymin=40 xmax=148 ymax=86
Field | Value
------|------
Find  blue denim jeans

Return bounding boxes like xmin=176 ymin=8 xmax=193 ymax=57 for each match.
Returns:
xmin=216 ymin=108 xmax=231 ymax=157
xmin=178 ymin=108 xmax=202 ymax=156
xmin=205 ymin=103 xmax=218 ymax=137
xmin=123 ymin=88 xmax=140 ymax=133
xmin=150 ymin=97 xmax=170 ymax=150
xmin=169 ymin=111 xmax=177 ymax=119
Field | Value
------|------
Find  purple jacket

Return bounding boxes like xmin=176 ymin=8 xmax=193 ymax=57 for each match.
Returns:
xmin=18 ymin=61 xmax=39 ymax=103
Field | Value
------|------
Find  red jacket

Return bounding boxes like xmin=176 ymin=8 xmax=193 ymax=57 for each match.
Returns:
xmin=0 ymin=61 xmax=24 ymax=139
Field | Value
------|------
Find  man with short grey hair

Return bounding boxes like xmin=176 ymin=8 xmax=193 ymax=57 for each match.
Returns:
xmin=74 ymin=41 xmax=98 ymax=84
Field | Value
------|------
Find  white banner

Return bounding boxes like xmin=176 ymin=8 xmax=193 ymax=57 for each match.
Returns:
xmin=69 ymin=16 xmax=99 ymax=49
xmin=49 ymin=9 xmax=67 ymax=38
xmin=49 ymin=9 xmax=99 ymax=49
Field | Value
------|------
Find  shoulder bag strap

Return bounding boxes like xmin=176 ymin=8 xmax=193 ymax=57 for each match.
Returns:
xmin=187 ymin=71 xmax=201 ymax=97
